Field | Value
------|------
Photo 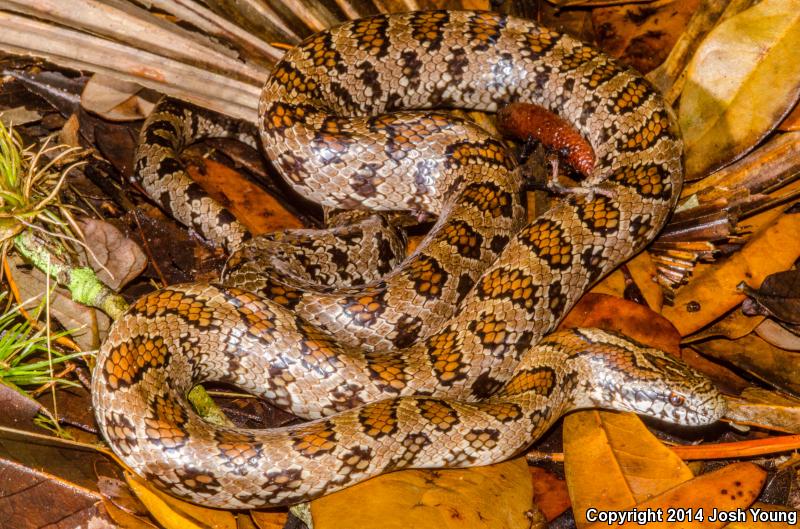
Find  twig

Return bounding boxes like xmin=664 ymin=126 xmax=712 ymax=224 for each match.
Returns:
xmin=131 ymin=209 xmax=167 ymax=288
xmin=2 ymin=253 xmax=82 ymax=352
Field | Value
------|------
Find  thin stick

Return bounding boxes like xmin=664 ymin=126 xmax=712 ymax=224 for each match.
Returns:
xmin=132 ymin=210 xmax=167 ymax=288
xmin=2 ymin=253 xmax=82 ymax=352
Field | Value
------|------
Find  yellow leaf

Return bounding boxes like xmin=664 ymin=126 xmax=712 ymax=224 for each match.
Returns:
xmin=310 ymin=458 xmax=539 ymax=529
xmin=679 ymin=0 xmax=800 ymax=178
xmin=249 ymin=510 xmax=289 ymax=529
xmin=564 ymin=411 xmax=694 ymax=528
xmin=583 ymin=462 xmax=766 ymax=529
xmin=590 ymin=251 xmax=663 ymax=311
xmin=662 ymin=206 xmax=800 ymax=336
xmin=125 ymin=472 xmax=237 ymax=529
xmin=726 ymin=502 xmax=799 ymax=529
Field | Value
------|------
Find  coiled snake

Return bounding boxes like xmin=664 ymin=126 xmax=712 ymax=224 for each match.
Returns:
xmin=92 ymin=10 xmax=726 ymax=509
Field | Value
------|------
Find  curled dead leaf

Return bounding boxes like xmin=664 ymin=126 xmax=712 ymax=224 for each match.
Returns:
xmin=740 ymin=269 xmax=800 ymax=325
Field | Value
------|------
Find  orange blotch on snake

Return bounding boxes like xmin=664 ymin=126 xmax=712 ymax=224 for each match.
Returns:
xmin=359 ymin=400 xmax=399 ymax=438
xmin=427 ymin=330 xmax=466 ymax=384
xmin=104 ymin=337 xmax=167 ymax=390
xmin=519 ymin=219 xmax=573 ymax=269
xmin=293 ymin=421 xmax=338 ymax=458
xmin=478 ymin=267 xmax=537 ymax=308
xmin=417 ymin=399 xmax=459 ymax=431
xmin=501 ymin=367 xmax=556 ymax=397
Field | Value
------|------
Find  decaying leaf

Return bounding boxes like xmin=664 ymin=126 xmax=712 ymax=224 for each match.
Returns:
xmin=309 ymin=457 xmax=540 ymax=529
xmin=529 ymin=466 xmax=571 ymax=522
xmin=679 ymin=0 xmax=800 ymax=179
xmin=726 ymin=387 xmax=800 ymax=433
xmin=740 ymin=269 xmax=800 ymax=325
xmin=582 ymin=462 xmax=766 ymax=529
xmin=592 ymin=0 xmax=700 ymax=73
xmin=125 ymin=472 xmax=237 ymax=529
xmin=0 ymin=422 xmax=120 ymax=529
xmin=0 ymin=453 xmax=112 ymax=529
xmin=564 ymin=411 xmax=695 ymax=527
xmin=79 ymin=217 xmax=147 ymax=290
xmin=186 ymin=158 xmax=304 ymax=236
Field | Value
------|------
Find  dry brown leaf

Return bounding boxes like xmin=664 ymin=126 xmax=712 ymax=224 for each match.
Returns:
xmin=560 ymin=293 xmax=681 ymax=354
xmin=683 ymin=307 xmax=764 ymax=343
xmin=662 ymin=204 xmax=800 ymax=336
xmin=125 ymin=472 xmax=237 ymax=529
xmin=725 ymin=388 xmax=800 ymax=433
xmin=0 ymin=105 xmax=43 ymax=126
xmin=79 ymin=217 xmax=147 ymax=290
xmin=529 ymin=466 xmax=571 ymax=522
xmin=564 ymin=411 xmax=694 ymax=528
xmin=592 ymin=0 xmax=700 ymax=73
xmin=582 ymin=462 xmax=766 ymax=529
xmin=679 ymin=0 xmax=800 ymax=179
xmin=309 ymin=457 xmax=539 ymax=529
xmin=741 ymin=269 xmax=800 ymax=325
xmin=692 ymin=334 xmax=800 ymax=395
xmin=0 ymin=434 xmax=115 ymax=528
xmin=248 ymin=510 xmax=289 ymax=529
xmin=81 ymin=74 xmax=154 ymax=121
xmin=755 ymin=319 xmax=800 ymax=351
xmin=186 ymin=158 xmax=303 ymax=236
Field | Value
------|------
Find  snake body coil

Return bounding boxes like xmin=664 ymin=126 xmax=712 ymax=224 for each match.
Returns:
xmin=93 ymin=11 xmax=725 ymax=508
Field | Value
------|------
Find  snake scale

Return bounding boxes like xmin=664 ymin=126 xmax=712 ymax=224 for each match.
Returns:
xmin=93 ymin=10 xmax=726 ymax=508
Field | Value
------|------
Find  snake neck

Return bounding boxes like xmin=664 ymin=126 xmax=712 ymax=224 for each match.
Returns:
xmin=540 ymin=329 xmax=726 ymax=426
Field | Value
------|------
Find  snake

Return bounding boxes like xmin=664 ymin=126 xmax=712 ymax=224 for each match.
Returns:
xmin=92 ymin=10 xmax=726 ymax=509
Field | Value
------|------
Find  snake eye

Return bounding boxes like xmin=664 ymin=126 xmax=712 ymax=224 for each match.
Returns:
xmin=668 ymin=393 xmax=685 ymax=407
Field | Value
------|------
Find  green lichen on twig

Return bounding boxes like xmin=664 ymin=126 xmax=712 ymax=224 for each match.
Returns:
xmin=0 ymin=120 xmax=126 ymax=318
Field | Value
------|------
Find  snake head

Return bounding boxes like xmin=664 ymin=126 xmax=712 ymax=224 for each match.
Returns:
xmin=568 ymin=328 xmax=727 ymax=426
